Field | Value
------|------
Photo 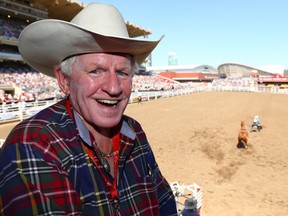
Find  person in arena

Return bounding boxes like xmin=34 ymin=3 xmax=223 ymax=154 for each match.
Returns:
xmin=0 ymin=3 xmax=177 ymax=215
xmin=251 ymin=115 xmax=262 ymax=132
xmin=180 ymin=197 xmax=200 ymax=216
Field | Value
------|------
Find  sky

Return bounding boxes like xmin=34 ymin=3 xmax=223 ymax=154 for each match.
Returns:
xmin=81 ymin=0 xmax=288 ymax=69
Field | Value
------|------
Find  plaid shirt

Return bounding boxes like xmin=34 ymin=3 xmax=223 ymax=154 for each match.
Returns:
xmin=0 ymin=99 xmax=177 ymax=216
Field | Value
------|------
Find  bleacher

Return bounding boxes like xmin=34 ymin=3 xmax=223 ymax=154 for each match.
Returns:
xmin=0 ymin=15 xmax=27 ymax=40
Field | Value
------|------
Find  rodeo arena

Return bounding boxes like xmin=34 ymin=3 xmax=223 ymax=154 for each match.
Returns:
xmin=1 ymin=0 xmax=288 ymax=215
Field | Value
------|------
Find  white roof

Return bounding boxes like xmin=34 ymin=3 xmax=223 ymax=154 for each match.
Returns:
xmin=218 ymin=62 xmax=286 ymax=76
xmin=258 ymin=65 xmax=285 ymax=76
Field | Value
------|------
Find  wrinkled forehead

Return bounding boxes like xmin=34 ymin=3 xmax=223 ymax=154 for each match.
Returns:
xmin=66 ymin=52 xmax=134 ymax=63
xmin=85 ymin=52 xmax=133 ymax=65
xmin=76 ymin=52 xmax=137 ymax=73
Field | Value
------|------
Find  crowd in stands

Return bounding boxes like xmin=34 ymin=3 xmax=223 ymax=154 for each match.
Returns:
xmin=0 ymin=15 xmax=27 ymax=40
xmin=212 ymin=78 xmax=256 ymax=88
xmin=132 ymin=74 xmax=182 ymax=91
xmin=0 ymin=66 xmax=184 ymax=106
xmin=0 ymin=66 xmax=64 ymax=105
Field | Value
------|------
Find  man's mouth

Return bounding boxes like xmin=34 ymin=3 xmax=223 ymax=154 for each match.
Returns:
xmin=97 ymin=99 xmax=118 ymax=107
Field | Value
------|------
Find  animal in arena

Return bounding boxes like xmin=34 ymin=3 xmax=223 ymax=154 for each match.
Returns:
xmin=237 ymin=120 xmax=249 ymax=148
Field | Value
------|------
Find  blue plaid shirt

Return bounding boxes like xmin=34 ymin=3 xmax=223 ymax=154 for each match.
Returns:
xmin=0 ymin=99 xmax=177 ymax=215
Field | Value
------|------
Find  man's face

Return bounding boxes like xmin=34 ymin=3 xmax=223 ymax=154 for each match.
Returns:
xmin=65 ymin=53 xmax=133 ymax=130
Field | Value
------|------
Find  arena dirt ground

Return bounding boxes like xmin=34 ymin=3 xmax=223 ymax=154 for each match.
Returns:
xmin=1 ymin=91 xmax=288 ymax=216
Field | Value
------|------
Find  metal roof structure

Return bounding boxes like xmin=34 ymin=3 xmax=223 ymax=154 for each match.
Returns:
xmin=147 ymin=65 xmax=218 ymax=74
xmin=217 ymin=62 xmax=284 ymax=78
xmin=0 ymin=0 xmax=152 ymax=38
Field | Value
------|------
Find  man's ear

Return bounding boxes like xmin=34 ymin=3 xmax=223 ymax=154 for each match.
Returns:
xmin=54 ymin=66 xmax=70 ymax=95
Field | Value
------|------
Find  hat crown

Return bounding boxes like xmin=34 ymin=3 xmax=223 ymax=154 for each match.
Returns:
xmin=71 ymin=3 xmax=129 ymax=38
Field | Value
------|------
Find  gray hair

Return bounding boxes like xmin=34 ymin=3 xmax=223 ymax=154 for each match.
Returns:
xmin=60 ymin=54 xmax=138 ymax=76
xmin=60 ymin=56 xmax=79 ymax=76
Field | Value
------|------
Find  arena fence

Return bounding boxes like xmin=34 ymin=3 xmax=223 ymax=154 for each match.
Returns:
xmin=1 ymin=85 xmax=287 ymax=124
xmin=0 ymin=99 xmax=57 ymax=124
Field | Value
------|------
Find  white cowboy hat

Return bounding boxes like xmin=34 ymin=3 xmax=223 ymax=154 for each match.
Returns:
xmin=18 ymin=2 xmax=163 ymax=77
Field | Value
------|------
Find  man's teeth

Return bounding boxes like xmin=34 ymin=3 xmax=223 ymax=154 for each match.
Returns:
xmin=97 ymin=100 xmax=118 ymax=105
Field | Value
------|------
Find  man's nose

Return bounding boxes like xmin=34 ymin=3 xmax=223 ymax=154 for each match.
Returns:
xmin=102 ymin=72 xmax=122 ymax=95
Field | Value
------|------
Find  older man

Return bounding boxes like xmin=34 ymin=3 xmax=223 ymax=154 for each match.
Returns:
xmin=0 ymin=3 xmax=177 ymax=215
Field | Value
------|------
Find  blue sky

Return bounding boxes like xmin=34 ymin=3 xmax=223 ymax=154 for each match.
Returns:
xmin=82 ymin=0 xmax=288 ymax=69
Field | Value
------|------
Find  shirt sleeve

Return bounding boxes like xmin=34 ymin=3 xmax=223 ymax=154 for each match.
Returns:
xmin=0 ymin=143 xmax=81 ymax=215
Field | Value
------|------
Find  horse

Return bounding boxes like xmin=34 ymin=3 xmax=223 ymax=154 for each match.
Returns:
xmin=237 ymin=120 xmax=249 ymax=148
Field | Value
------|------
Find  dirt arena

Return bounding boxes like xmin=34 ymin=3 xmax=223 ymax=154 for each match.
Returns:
xmin=1 ymin=91 xmax=288 ymax=216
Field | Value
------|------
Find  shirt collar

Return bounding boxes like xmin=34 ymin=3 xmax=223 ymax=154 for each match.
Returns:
xmin=73 ymin=110 xmax=136 ymax=147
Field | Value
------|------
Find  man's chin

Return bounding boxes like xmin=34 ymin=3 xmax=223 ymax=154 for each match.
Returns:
xmin=96 ymin=119 xmax=121 ymax=129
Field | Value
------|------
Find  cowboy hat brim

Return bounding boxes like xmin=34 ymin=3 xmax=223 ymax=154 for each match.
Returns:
xmin=18 ymin=19 xmax=163 ymax=77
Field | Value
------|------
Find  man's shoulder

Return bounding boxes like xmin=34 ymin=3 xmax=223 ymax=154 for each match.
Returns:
xmin=122 ymin=115 xmax=143 ymax=131
xmin=32 ymin=99 xmax=67 ymax=121
xmin=4 ymin=99 xmax=72 ymax=144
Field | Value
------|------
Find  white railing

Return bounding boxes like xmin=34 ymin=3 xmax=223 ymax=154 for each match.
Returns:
xmin=170 ymin=181 xmax=203 ymax=215
xmin=129 ymin=86 xmax=207 ymax=103
xmin=0 ymin=99 xmax=58 ymax=123
xmin=1 ymin=85 xmax=287 ymax=124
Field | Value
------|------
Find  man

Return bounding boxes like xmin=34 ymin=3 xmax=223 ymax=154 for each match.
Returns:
xmin=0 ymin=3 xmax=177 ymax=215
xmin=251 ymin=115 xmax=262 ymax=132
xmin=180 ymin=198 xmax=199 ymax=216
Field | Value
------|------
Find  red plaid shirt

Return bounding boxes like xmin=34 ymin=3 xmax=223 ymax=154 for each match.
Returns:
xmin=0 ymin=99 xmax=177 ymax=215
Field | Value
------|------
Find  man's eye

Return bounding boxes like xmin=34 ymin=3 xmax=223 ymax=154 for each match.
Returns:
xmin=116 ymin=71 xmax=131 ymax=78
xmin=89 ymin=69 xmax=99 ymax=74
xmin=88 ymin=69 xmax=102 ymax=76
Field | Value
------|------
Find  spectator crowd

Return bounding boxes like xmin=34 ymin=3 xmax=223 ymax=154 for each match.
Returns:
xmin=212 ymin=78 xmax=256 ymax=88
xmin=0 ymin=15 xmax=27 ymax=40
xmin=1 ymin=67 xmax=184 ymax=105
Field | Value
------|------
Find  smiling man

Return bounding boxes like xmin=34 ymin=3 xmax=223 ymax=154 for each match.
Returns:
xmin=0 ymin=3 xmax=177 ymax=215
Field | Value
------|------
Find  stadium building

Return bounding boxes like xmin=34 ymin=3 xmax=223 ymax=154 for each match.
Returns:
xmin=147 ymin=65 xmax=219 ymax=83
xmin=218 ymin=62 xmax=287 ymax=78
xmin=217 ymin=62 xmax=288 ymax=88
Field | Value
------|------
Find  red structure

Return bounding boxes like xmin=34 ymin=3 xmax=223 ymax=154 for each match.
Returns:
xmin=258 ymin=74 xmax=288 ymax=88
xmin=158 ymin=71 xmax=219 ymax=82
